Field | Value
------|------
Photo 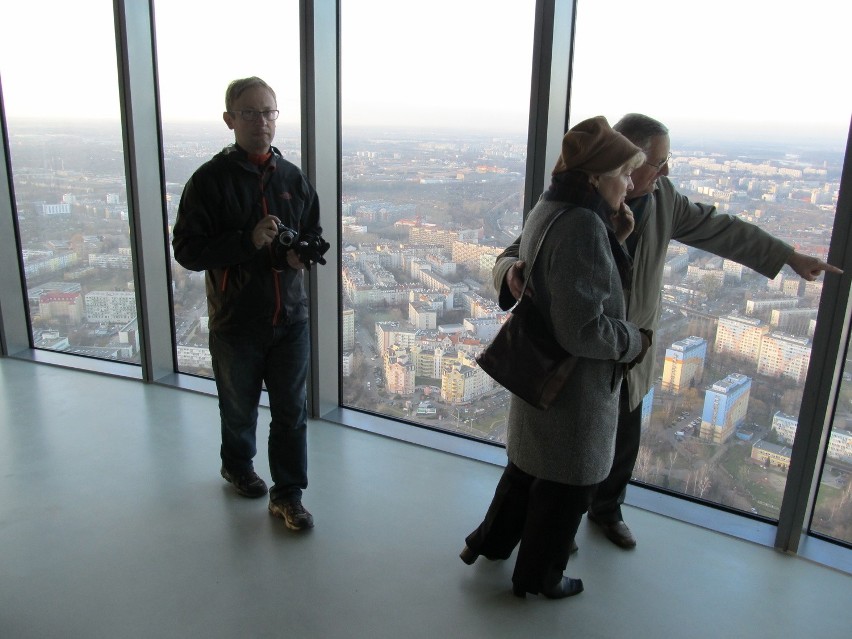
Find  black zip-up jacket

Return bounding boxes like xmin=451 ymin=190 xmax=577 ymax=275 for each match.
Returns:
xmin=172 ymin=144 xmax=321 ymax=332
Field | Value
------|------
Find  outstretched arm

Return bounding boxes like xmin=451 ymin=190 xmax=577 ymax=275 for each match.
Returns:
xmin=786 ymin=251 xmax=843 ymax=281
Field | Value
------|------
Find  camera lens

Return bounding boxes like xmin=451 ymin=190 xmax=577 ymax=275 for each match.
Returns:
xmin=277 ymin=225 xmax=297 ymax=246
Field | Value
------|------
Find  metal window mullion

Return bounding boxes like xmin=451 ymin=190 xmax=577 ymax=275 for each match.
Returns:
xmin=775 ymin=117 xmax=852 ymax=552
xmin=523 ymin=0 xmax=576 ymax=219
xmin=113 ymin=0 xmax=175 ymax=382
xmin=0 ymin=81 xmax=32 ymax=357
xmin=301 ymin=0 xmax=341 ymax=418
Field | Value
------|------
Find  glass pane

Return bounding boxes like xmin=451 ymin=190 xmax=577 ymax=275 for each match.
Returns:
xmin=1 ymin=1 xmax=138 ymax=365
xmin=812 ymin=329 xmax=852 ymax=545
xmin=155 ymin=0 xmax=302 ymax=377
xmin=571 ymin=0 xmax=851 ymax=521
xmin=340 ymin=0 xmax=535 ymax=438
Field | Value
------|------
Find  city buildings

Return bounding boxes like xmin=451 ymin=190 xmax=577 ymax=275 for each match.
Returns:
xmin=700 ymin=373 xmax=752 ymax=444
xmin=1 ymin=0 xmax=850 ymax=602
xmin=661 ymin=336 xmax=707 ymax=393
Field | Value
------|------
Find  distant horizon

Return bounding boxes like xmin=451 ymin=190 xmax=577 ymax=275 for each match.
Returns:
xmin=6 ymin=115 xmax=849 ymax=152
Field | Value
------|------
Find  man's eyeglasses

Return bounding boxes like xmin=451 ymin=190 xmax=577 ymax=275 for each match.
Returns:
xmin=230 ymin=109 xmax=280 ymax=122
xmin=646 ymin=152 xmax=672 ymax=170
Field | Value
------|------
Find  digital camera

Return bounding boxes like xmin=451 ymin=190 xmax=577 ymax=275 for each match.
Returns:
xmin=275 ymin=223 xmax=299 ymax=248
xmin=272 ymin=223 xmax=331 ymax=271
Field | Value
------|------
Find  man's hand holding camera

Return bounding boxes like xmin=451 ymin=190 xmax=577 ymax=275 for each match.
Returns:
xmin=252 ymin=216 xmax=281 ymax=249
xmin=256 ymin=215 xmax=329 ymax=271
xmin=252 ymin=216 xmax=309 ymax=271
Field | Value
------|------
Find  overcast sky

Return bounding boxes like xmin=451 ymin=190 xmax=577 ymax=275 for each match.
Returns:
xmin=1 ymin=0 xmax=849 ymax=142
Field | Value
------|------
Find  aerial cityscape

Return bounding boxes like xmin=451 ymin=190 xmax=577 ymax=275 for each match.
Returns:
xmin=6 ymin=119 xmax=851 ymax=544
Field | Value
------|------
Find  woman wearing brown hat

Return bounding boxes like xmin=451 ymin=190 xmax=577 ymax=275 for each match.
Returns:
xmin=460 ymin=116 xmax=652 ymax=600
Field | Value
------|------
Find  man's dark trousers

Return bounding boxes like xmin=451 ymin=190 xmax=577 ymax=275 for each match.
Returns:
xmin=589 ymin=384 xmax=642 ymax=523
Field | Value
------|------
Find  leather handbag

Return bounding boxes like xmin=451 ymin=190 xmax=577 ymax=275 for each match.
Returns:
xmin=476 ymin=209 xmax=577 ymax=409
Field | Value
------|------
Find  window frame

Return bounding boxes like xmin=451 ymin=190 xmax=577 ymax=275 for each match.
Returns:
xmin=0 ymin=0 xmax=850 ymax=573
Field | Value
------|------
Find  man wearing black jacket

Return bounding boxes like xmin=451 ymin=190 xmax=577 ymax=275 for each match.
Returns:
xmin=173 ymin=77 xmax=321 ymax=531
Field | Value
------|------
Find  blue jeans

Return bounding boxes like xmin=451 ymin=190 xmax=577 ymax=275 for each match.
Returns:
xmin=210 ymin=320 xmax=309 ymax=502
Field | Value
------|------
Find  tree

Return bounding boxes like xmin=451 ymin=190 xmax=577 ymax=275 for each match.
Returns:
xmin=635 ymin=445 xmax=653 ymax=481
xmin=695 ymin=465 xmax=712 ymax=499
xmin=701 ymin=274 xmax=723 ymax=300
xmin=667 ymin=450 xmax=680 ymax=489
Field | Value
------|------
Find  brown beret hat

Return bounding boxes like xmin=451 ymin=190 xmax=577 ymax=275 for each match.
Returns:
xmin=552 ymin=116 xmax=642 ymax=176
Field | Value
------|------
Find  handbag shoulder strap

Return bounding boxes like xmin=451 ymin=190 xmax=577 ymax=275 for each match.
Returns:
xmin=516 ymin=207 xmax=573 ymax=303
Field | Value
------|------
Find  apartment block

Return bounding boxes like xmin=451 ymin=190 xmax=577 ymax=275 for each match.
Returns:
xmin=757 ymin=333 xmax=811 ymax=384
xmin=661 ymin=336 xmax=707 ymax=393
xmin=715 ymin=315 xmax=770 ymax=363
xmin=700 ymin=373 xmax=752 ymax=444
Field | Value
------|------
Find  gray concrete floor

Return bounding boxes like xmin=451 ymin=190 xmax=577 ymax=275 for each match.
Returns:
xmin=1 ymin=358 xmax=851 ymax=639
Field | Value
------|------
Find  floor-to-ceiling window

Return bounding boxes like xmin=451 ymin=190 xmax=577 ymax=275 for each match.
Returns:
xmin=571 ymin=0 xmax=852 ymax=544
xmin=1 ymin=0 xmax=850 ymax=566
xmin=813 ymin=329 xmax=852 ymax=545
xmin=339 ymin=0 xmax=536 ymax=440
xmin=153 ymin=0 xmax=303 ymax=378
xmin=1 ymin=0 xmax=137 ymax=365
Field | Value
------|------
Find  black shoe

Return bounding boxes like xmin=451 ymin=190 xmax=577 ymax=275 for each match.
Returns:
xmin=459 ymin=545 xmax=510 ymax=564
xmin=513 ymin=577 xmax=584 ymax=599
xmin=541 ymin=576 xmax=584 ymax=599
xmin=269 ymin=498 xmax=314 ymax=531
xmin=459 ymin=545 xmax=479 ymax=565
xmin=587 ymin=512 xmax=636 ymax=549
xmin=221 ymin=466 xmax=268 ymax=498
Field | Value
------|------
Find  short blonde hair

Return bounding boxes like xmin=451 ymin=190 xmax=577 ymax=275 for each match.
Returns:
xmin=600 ymin=151 xmax=646 ymax=178
xmin=225 ymin=76 xmax=277 ymax=112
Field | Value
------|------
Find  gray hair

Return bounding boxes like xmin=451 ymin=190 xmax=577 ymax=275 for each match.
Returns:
xmin=613 ymin=113 xmax=669 ymax=152
xmin=225 ymin=76 xmax=276 ymax=112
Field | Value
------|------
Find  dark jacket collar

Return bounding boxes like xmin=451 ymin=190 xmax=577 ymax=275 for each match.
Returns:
xmin=224 ymin=144 xmax=282 ymax=172
xmin=543 ymin=171 xmax=613 ymax=220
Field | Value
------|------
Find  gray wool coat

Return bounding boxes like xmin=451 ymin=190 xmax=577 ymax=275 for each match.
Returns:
xmin=506 ymin=200 xmax=643 ymax=486
xmin=495 ymin=177 xmax=793 ymax=413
